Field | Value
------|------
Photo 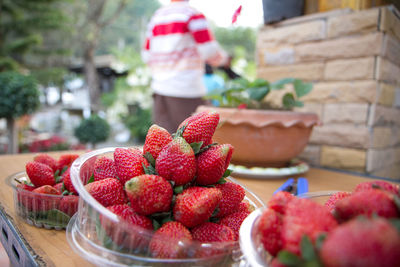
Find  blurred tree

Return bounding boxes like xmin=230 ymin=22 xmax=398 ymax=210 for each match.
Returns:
xmin=0 ymin=72 xmax=40 ymax=154
xmin=74 ymin=115 xmax=110 ymax=149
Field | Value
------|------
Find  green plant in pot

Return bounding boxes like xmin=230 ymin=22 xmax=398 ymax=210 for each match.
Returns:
xmin=197 ymin=77 xmax=319 ymax=168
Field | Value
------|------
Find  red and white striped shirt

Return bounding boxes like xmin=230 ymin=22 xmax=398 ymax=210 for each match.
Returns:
xmin=142 ymin=1 xmax=228 ymax=98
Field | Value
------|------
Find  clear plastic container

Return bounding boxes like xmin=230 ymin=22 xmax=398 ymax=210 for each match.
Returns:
xmin=68 ymin=147 xmax=265 ymax=267
xmin=6 ymin=172 xmax=78 ymax=230
xmin=239 ymin=191 xmax=341 ymax=267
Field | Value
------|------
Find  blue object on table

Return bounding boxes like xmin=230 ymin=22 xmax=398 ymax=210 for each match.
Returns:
xmin=273 ymin=178 xmax=294 ymax=195
xmin=297 ymin=177 xmax=309 ymax=195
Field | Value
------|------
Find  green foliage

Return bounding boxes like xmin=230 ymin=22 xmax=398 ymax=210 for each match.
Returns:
xmin=120 ymin=104 xmax=152 ymax=143
xmin=0 ymin=71 xmax=40 ymax=119
xmin=205 ymin=77 xmax=313 ymax=110
xmin=74 ymin=115 xmax=110 ymax=146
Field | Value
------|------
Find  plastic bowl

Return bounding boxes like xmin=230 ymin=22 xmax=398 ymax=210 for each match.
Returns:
xmin=239 ymin=191 xmax=341 ymax=267
xmin=68 ymin=147 xmax=265 ymax=267
xmin=6 ymin=172 xmax=78 ymax=230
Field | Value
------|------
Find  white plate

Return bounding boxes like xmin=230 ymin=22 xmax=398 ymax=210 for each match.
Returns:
xmin=229 ymin=161 xmax=309 ymax=179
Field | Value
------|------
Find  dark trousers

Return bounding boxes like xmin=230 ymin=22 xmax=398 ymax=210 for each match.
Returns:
xmin=152 ymin=93 xmax=206 ymax=134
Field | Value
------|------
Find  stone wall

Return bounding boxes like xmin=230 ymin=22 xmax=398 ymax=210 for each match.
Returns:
xmin=256 ymin=6 xmax=400 ymax=180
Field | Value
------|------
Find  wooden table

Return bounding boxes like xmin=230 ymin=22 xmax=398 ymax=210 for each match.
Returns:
xmin=0 ymin=151 xmax=381 ymax=267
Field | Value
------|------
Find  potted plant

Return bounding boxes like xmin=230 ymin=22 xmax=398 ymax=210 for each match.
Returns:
xmin=197 ymin=77 xmax=319 ymax=168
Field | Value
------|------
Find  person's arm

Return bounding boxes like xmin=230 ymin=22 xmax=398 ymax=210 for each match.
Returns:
xmin=187 ymin=13 xmax=229 ymax=67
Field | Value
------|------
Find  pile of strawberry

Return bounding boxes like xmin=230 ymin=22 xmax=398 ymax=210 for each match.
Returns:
xmin=258 ymin=180 xmax=400 ymax=267
xmin=18 ymin=153 xmax=80 ymax=227
xmin=81 ymin=111 xmax=255 ymax=259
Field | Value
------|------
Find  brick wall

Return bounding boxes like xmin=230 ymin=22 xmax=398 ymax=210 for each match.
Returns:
xmin=256 ymin=6 xmax=400 ymax=180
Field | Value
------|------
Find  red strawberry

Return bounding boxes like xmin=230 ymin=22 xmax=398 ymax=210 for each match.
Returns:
xmin=219 ymin=211 xmax=250 ymax=240
xmin=196 ymin=144 xmax=234 ymax=185
xmin=125 ymin=175 xmax=173 ymax=215
xmin=57 ymin=154 xmax=79 ymax=172
xmin=114 ymin=148 xmax=148 ymax=186
xmin=54 ymin=182 xmax=64 ymax=194
xmin=101 ymin=204 xmax=153 ymax=250
xmin=237 ymin=201 xmax=256 ymax=214
xmin=320 ymin=217 xmax=400 ymax=267
xmin=84 ymin=178 xmax=126 ymax=207
xmin=334 ymin=190 xmax=399 ymax=221
xmin=16 ymin=182 xmax=35 ymax=191
xmin=354 ymin=180 xmax=400 ymax=196
xmin=34 ymin=154 xmax=58 ymax=172
xmin=267 ymin=191 xmax=295 ymax=214
xmin=93 ymin=156 xmax=116 ymax=181
xmin=149 ymin=221 xmax=192 ymax=259
xmin=26 ymin=161 xmax=55 ymax=187
xmin=33 ymin=185 xmax=61 ymax=195
xmin=324 ymin=191 xmax=351 ymax=212
xmin=59 ymin=195 xmax=79 ymax=217
xmin=156 ymin=137 xmax=196 ymax=186
xmin=173 ymin=186 xmax=222 ymax=228
xmin=177 ymin=111 xmax=219 ymax=148
xmin=258 ymin=208 xmax=284 ymax=257
xmin=143 ymin=124 xmax=173 ymax=160
xmin=282 ymin=198 xmax=338 ymax=255
xmin=191 ymin=222 xmax=235 ymax=242
xmin=19 ymin=185 xmax=61 ymax=212
xmin=215 ymin=182 xmax=245 ymax=218
xmin=62 ymin=167 xmax=78 ymax=195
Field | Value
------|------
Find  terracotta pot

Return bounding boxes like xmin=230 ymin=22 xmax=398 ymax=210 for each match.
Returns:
xmin=196 ymin=106 xmax=320 ymax=168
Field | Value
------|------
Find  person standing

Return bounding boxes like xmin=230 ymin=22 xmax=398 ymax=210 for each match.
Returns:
xmin=141 ymin=0 xmax=230 ymax=133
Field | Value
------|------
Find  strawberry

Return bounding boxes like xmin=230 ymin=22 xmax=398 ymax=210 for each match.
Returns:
xmin=62 ymin=167 xmax=78 ymax=195
xmin=143 ymin=124 xmax=173 ymax=160
xmin=54 ymin=182 xmax=64 ymax=194
xmin=320 ymin=217 xmax=400 ymax=267
xmin=267 ymin=191 xmax=295 ymax=214
xmin=16 ymin=182 xmax=35 ymax=191
xmin=59 ymin=195 xmax=79 ymax=217
xmin=149 ymin=221 xmax=192 ymax=259
xmin=324 ymin=191 xmax=351 ymax=212
xmin=173 ymin=186 xmax=222 ymax=228
xmin=34 ymin=154 xmax=58 ymax=172
xmin=177 ymin=111 xmax=219 ymax=148
xmin=33 ymin=185 xmax=61 ymax=195
xmin=114 ymin=148 xmax=148 ymax=186
xmin=101 ymin=204 xmax=153 ymax=250
xmin=57 ymin=154 xmax=79 ymax=172
xmin=19 ymin=185 xmax=61 ymax=212
xmin=191 ymin=222 xmax=235 ymax=243
xmin=196 ymin=144 xmax=234 ymax=185
xmin=156 ymin=137 xmax=196 ymax=186
xmin=334 ymin=190 xmax=399 ymax=221
xmin=354 ymin=180 xmax=400 ymax=196
xmin=84 ymin=178 xmax=126 ymax=207
xmin=258 ymin=208 xmax=284 ymax=257
xmin=215 ymin=182 xmax=245 ymax=218
xmin=125 ymin=175 xmax=173 ymax=215
xmin=219 ymin=211 xmax=250 ymax=240
xmin=93 ymin=156 xmax=116 ymax=181
xmin=26 ymin=161 xmax=55 ymax=187
xmin=237 ymin=201 xmax=256 ymax=214
xmin=282 ymin=197 xmax=338 ymax=255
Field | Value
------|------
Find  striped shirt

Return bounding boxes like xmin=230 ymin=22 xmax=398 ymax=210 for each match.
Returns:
xmin=142 ymin=2 xmax=228 ymax=98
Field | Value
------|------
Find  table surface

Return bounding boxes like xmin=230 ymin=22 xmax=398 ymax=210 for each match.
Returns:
xmin=0 ymin=151 xmax=378 ymax=267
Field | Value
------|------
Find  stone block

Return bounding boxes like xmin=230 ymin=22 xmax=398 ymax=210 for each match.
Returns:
xmin=298 ymin=144 xmax=320 ymax=165
xmin=380 ymin=7 xmax=400 ymax=41
xmin=327 ymin=8 xmax=379 ymax=38
xmin=323 ymin=103 xmax=369 ymax=125
xmin=324 ymin=57 xmax=375 ymax=81
xmin=321 ymin=146 xmax=366 ymax=171
xmin=258 ymin=20 xmax=326 ymax=45
xmin=295 ymin=32 xmax=382 ymax=62
xmin=382 ymin=34 xmax=400 ymax=67
xmin=395 ymin=88 xmax=400 ymax=108
xmin=366 ymin=146 xmax=400 ymax=172
xmin=293 ymin=103 xmax=324 ymax=121
xmin=370 ymin=163 xmax=400 ymax=180
xmin=371 ymin=126 xmax=394 ymax=148
xmin=257 ymin=62 xmax=325 ymax=82
xmin=377 ymin=83 xmax=396 ymax=106
xmin=263 ymin=46 xmax=295 ymax=65
xmin=368 ymin=104 xmax=400 ymax=126
xmin=375 ymin=57 xmax=400 ymax=85
xmin=310 ymin=124 xmax=370 ymax=149
xmin=302 ymin=80 xmax=377 ymax=104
